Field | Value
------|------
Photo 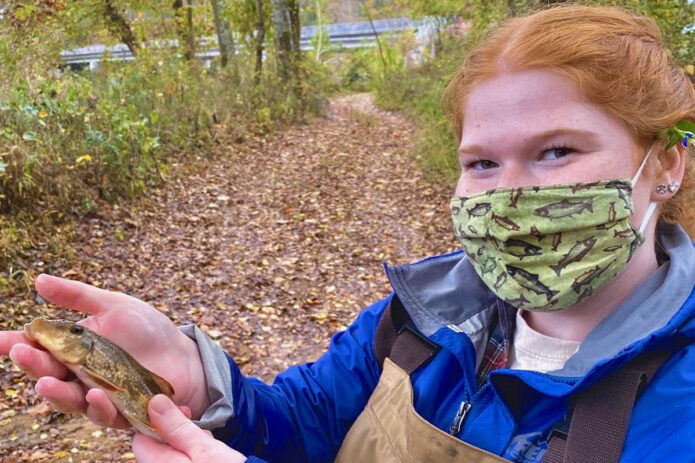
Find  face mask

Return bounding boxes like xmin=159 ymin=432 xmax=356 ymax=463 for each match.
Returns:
xmin=450 ymin=145 xmax=658 ymax=312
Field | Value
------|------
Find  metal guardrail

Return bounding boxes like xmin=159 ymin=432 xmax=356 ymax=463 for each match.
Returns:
xmin=60 ymin=17 xmax=420 ymax=70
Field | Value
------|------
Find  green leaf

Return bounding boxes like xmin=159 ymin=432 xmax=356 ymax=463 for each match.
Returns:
xmin=675 ymin=119 xmax=695 ymax=133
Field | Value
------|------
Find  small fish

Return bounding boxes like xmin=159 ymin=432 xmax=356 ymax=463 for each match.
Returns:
xmin=466 ymin=202 xmax=492 ymax=217
xmin=507 ymin=265 xmax=559 ymax=302
xmin=529 ymin=226 xmax=546 ymax=242
xmin=552 ymin=232 xmax=562 ymax=252
xmin=455 ymin=224 xmax=470 ymax=239
xmin=476 ymin=246 xmax=486 ymax=257
xmin=493 ymin=272 xmax=507 ymax=290
xmin=613 ymin=228 xmax=634 ymax=239
xmin=24 ymin=318 xmax=174 ymax=442
xmin=571 ymin=181 xmax=601 ymax=193
xmin=571 ymin=264 xmax=611 ymax=294
xmin=549 ymin=237 xmax=597 ymax=276
xmin=595 ymin=202 xmax=619 ymax=231
xmin=451 ymin=204 xmax=462 ymax=216
xmin=504 ymin=238 xmax=542 ymax=260
xmin=596 ymin=221 xmax=619 ymax=231
xmin=508 ymin=188 xmax=523 ymax=208
xmin=468 ymin=225 xmax=480 ymax=235
xmin=506 ymin=295 xmax=531 ymax=308
xmin=534 ymin=199 xmax=594 ymax=219
xmin=603 ymin=244 xmax=623 ymax=252
xmin=479 ymin=257 xmax=497 ymax=274
xmin=605 ymin=180 xmax=632 ymax=209
xmin=491 ymin=213 xmax=521 ymax=231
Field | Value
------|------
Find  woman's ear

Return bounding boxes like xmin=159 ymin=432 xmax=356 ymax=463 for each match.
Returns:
xmin=650 ymin=142 xmax=687 ymax=202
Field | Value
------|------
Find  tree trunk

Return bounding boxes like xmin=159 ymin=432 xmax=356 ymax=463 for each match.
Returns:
xmin=210 ymin=0 xmax=236 ymax=70
xmin=288 ymin=0 xmax=301 ymax=58
xmin=103 ymin=0 xmax=139 ymax=56
xmin=271 ymin=0 xmax=293 ymax=80
xmin=254 ymin=0 xmax=266 ymax=84
xmin=172 ymin=0 xmax=196 ymax=60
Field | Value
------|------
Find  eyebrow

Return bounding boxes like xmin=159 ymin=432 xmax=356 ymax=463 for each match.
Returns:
xmin=457 ymin=128 xmax=600 ymax=156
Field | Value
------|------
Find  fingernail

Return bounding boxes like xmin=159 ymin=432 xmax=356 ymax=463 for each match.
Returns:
xmin=149 ymin=394 xmax=170 ymax=418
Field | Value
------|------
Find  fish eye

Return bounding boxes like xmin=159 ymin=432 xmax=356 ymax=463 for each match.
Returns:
xmin=70 ymin=325 xmax=84 ymax=335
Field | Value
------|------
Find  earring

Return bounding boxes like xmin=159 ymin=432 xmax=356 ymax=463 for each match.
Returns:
xmin=656 ymin=184 xmax=668 ymax=194
xmin=668 ymin=181 xmax=680 ymax=193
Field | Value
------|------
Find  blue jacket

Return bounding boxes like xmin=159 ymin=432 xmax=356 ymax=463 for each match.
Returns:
xmin=206 ymin=223 xmax=695 ymax=463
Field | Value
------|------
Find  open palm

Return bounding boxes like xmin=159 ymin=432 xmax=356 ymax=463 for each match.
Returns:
xmin=0 ymin=274 xmax=208 ymax=428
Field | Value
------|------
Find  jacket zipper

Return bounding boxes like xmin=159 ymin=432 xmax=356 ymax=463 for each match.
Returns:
xmin=448 ymin=401 xmax=472 ymax=435
xmin=448 ymin=382 xmax=491 ymax=436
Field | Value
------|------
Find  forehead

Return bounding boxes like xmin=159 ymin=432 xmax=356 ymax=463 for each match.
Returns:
xmin=461 ymin=70 xmax=629 ymax=145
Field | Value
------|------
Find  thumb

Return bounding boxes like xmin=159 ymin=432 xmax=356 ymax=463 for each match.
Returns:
xmin=148 ymin=394 xmax=207 ymax=456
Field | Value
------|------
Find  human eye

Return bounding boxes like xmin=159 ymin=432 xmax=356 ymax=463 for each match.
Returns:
xmin=463 ymin=158 xmax=499 ymax=171
xmin=540 ymin=145 xmax=575 ymax=162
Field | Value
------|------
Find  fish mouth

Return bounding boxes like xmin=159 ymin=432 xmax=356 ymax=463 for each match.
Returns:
xmin=23 ymin=322 xmax=37 ymax=342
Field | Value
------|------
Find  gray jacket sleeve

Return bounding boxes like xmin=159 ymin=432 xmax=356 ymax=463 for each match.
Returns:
xmin=179 ymin=325 xmax=235 ymax=430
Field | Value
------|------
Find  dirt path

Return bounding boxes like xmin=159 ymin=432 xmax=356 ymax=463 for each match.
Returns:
xmin=0 ymin=93 xmax=458 ymax=462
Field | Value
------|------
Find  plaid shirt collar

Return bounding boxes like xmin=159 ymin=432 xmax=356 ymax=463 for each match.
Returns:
xmin=476 ymin=301 xmax=517 ymax=389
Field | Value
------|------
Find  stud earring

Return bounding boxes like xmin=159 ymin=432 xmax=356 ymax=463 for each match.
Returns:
xmin=668 ymin=181 xmax=680 ymax=193
xmin=656 ymin=184 xmax=668 ymax=194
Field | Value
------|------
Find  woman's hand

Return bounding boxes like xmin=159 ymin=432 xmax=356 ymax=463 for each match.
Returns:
xmin=133 ymin=394 xmax=247 ymax=463
xmin=0 ymin=274 xmax=211 ymax=427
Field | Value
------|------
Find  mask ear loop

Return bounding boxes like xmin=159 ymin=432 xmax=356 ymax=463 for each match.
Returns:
xmin=631 ymin=143 xmax=658 ymax=185
xmin=638 ymin=201 xmax=658 ymax=235
xmin=632 ymin=144 xmax=660 ymax=235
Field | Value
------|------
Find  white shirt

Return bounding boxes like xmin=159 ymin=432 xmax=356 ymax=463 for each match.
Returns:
xmin=508 ymin=310 xmax=581 ymax=373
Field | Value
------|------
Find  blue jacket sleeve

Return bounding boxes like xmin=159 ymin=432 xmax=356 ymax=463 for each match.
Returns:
xmin=213 ymin=296 xmax=390 ymax=462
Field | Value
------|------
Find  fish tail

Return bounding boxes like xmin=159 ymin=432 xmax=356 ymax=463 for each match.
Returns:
xmin=547 ymin=289 xmax=559 ymax=302
xmin=549 ymin=263 xmax=563 ymax=276
xmin=586 ymin=202 xmax=594 ymax=213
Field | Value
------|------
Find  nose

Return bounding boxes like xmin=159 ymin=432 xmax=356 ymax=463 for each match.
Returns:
xmin=495 ymin=164 xmax=539 ymax=189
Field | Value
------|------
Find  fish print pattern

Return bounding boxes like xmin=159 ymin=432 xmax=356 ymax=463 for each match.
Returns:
xmin=450 ymin=178 xmax=642 ymax=311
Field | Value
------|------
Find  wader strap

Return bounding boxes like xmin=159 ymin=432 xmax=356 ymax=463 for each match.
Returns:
xmin=373 ymin=296 xmax=440 ymax=375
xmin=544 ymin=348 xmax=674 ymax=463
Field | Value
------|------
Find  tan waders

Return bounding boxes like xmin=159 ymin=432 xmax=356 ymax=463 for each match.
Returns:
xmin=335 ymin=357 xmax=507 ymax=462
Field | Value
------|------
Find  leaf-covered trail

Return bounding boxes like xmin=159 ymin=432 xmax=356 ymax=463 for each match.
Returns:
xmin=0 ymin=93 xmax=458 ymax=461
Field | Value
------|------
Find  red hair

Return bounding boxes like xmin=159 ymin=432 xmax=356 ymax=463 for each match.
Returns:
xmin=443 ymin=4 xmax=695 ymax=234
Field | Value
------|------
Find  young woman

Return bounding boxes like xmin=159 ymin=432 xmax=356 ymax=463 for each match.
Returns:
xmin=2 ymin=4 xmax=694 ymax=462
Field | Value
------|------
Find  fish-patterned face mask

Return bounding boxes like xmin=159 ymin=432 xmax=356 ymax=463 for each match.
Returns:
xmin=450 ymin=145 xmax=659 ymax=312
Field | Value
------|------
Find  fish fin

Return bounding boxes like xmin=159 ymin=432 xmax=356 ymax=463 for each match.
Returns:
xmin=150 ymin=372 xmax=175 ymax=397
xmin=128 ymin=414 xmax=159 ymax=437
xmin=549 ymin=264 xmax=562 ymax=277
xmin=79 ymin=366 xmax=124 ymax=392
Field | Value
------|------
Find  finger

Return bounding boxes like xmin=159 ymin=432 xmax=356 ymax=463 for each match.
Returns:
xmin=9 ymin=344 xmax=69 ymax=380
xmin=133 ymin=433 xmax=191 ymax=463
xmin=35 ymin=376 xmax=88 ymax=414
xmin=0 ymin=331 xmax=42 ymax=356
xmin=178 ymin=405 xmax=192 ymax=420
xmin=35 ymin=274 xmax=127 ymax=316
xmin=147 ymin=394 xmax=207 ymax=455
xmin=85 ymin=388 xmax=131 ymax=429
